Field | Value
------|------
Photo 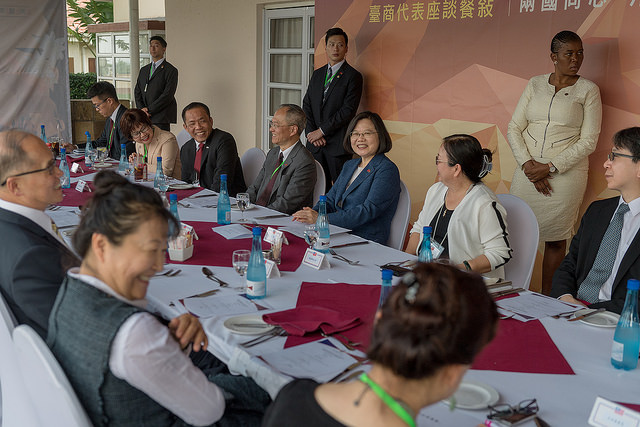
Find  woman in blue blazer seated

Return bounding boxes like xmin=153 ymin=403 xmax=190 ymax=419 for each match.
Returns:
xmin=293 ymin=111 xmax=400 ymax=244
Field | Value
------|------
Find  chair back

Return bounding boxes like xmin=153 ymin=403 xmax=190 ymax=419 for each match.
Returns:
xmin=12 ymin=325 xmax=93 ymax=427
xmin=387 ymin=180 xmax=411 ymax=250
xmin=313 ymin=160 xmax=326 ymax=206
xmin=240 ymin=147 xmax=267 ymax=188
xmin=497 ymin=193 xmax=539 ymax=290
xmin=176 ymin=129 xmax=191 ymax=149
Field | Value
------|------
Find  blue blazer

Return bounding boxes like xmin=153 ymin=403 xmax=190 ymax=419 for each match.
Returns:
xmin=314 ymin=154 xmax=400 ymax=244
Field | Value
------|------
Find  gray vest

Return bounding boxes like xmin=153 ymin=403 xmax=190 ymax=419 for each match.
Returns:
xmin=47 ymin=276 xmax=189 ymax=427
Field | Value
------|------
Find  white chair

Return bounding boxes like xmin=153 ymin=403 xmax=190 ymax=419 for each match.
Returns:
xmin=13 ymin=325 xmax=93 ymax=427
xmin=176 ymin=129 xmax=191 ymax=149
xmin=497 ymin=193 xmax=539 ymax=290
xmin=387 ymin=180 xmax=411 ymax=251
xmin=313 ymin=160 xmax=326 ymax=206
xmin=240 ymin=147 xmax=267 ymax=187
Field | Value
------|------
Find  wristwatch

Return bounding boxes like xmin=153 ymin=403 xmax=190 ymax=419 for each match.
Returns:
xmin=548 ymin=162 xmax=557 ymax=173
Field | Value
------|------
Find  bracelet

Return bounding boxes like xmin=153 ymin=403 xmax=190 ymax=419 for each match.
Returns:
xmin=463 ymin=260 xmax=472 ymax=271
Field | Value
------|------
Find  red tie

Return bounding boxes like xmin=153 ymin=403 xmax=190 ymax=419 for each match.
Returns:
xmin=257 ymin=152 xmax=284 ymax=206
xmin=194 ymin=143 xmax=203 ymax=174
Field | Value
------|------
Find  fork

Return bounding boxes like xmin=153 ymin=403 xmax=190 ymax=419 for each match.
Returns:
xmin=328 ymin=249 xmax=360 ymax=265
xmin=240 ymin=328 xmax=287 ymax=348
xmin=321 ymin=332 xmax=361 ymax=350
xmin=155 ymin=269 xmax=176 ymax=277
xmin=47 ymin=205 xmax=61 ymax=211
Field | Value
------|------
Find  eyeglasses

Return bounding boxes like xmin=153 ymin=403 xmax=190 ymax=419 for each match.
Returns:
xmin=435 ymin=155 xmax=450 ymax=166
xmin=350 ymin=131 xmax=378 ymax=139
xmin=488 ymin=399 xmax=538 ymax=421
xmin=608 ymin=151 xmax=637 ymax=162
xmin=1 ymin=159 xmax=56 ymax=186
xmin=92 ymin=98 xmax=110 ymax=110
xmin=131 ymin=126 xmax=151 ymax=138
xmin=269 ymin=121 xmax=293 ymax=129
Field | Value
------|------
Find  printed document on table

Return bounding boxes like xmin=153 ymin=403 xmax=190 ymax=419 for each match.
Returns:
xmin=213 ymin=224 xmax=253 ymax=239
xmin=48 ymin=207 xmax=81 ymax=228
xmin=497 ymin=292 xmax=583 ymax=321
xmin=182 ymin=294 xmax=257 ymax=318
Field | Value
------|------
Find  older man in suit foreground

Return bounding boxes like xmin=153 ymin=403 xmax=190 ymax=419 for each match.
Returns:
xmin=0 ymin=130 xmax=79 ymax=338
xmin=551 ymin=127 xmax=640 ymax=313
xmin=247 ymin=104 xmax=316 ymax=214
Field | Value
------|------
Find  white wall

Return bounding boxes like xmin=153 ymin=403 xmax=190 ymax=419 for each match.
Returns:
xmin=114 ymin=0 xmax=166 ymax=21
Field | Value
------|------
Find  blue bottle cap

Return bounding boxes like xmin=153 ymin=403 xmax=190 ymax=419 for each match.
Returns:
xmin=157 ymin=156 xmax=162 ymax=161
xmin=121 ymin=143 xmax=126 ymax=148
xmin=423 ymin=226 xmax=432 ymax=234
xmin=85 ymin=131 xmax=90 ymax=137
xmin=319 ymin=195 xmax=326 ymax=202
xmin=381 ymin=269 xmax=393 ymax=280
xmin=41 ymin=124 xmax=45 ymax=129
xmin=252 ymin=227 xmax=261 ymax=236
xmin=221 ymin=174 xmax=227 ymax=181
xmin=169 ymin=193 xmax=177 ymax=201
xmin=627 ymin=279 xmax=640 ymax=290
xmin=60 ymin=147 xmax=66 ymax=154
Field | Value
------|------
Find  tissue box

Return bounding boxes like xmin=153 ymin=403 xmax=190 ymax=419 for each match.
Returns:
xmin=168 ymin=244 xmax=193 ymax=262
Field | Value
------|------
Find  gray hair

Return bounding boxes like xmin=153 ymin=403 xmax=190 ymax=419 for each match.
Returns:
xmin=0 ymin=129 xmax=33 ymax=186
xmin=279 ymin=104 xmax=306 ymax=136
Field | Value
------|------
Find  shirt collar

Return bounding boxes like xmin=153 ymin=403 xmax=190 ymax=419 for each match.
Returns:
xmin=328 ymin=59 xmax=345 ymax=75
xmin=279 ymin=140 xmax=298 ymax=161
xmin=620 ymin=194 xmax=640 ymax=218
xmin=0 ymin=198 xmax=56 ymax=238
xmin=152 ymin=58 xmax=165 ymax=68
xmin=68 ymin=268 xmax=148 ymax=310
xmin=110 ymin=104 xmax=123 ymax=123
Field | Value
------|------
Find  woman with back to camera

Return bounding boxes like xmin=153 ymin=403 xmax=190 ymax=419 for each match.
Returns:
xmin=404 ymin=134 xmax=511 ymax=280
xmin=262 ymin=262 xmax=499 ymax=427
xmin=507 ymin=30 xmax=602 ymax=294
xmin=47 ymin=171 xmax=269 ymax=426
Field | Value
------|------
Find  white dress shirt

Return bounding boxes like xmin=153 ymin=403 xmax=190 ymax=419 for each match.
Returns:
xmin=0 ymin=198 xmax=65 ymax=245
xmin=67 ymin=269 xmax=225 ymax=426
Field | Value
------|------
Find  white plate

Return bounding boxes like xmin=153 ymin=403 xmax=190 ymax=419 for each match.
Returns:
xmin=93 ymin=162 xmax=114 ymax=169
xmin=169 ymin=183 xmax=195 ymax=190
xmin=574 ymin=309 xmax=620 ymax=328
xmin=445 ymin=380 xmax=499 ymax=410
xmin=72 ymin=149 xmax=85 ymax=156
xmin=223 ymin=314 xmax=275 ymax=335
xmin=231 ymin=203 xmax=255 ymax=211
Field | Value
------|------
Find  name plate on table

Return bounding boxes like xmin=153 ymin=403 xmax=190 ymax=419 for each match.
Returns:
xmin=71 ymin=162 xmax=84 ymax=173
xmin=302 ymin=248 xmax=330 ymax=270
xmin=75 ymin=179 xmax=90 ymax=192
xmin=264 ymin=227 xmax=283 ymax=244
xmin=265 ymin=259 xmax=280 ymax=278
xmin=589 ymin=397 xmax=640 ymax=427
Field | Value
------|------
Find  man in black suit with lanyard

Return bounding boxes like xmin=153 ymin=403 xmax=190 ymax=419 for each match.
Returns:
xmin=303 ymin=27 xmax=363 ymax=191
xmin=134 ymin=36 xmax=178 ymax=131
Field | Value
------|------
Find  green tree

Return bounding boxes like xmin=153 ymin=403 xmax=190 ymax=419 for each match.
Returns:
xmin=67 ymin=0 xmax=113 ymax=56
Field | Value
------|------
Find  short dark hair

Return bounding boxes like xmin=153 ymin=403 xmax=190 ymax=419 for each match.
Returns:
xmin=367 ymin=262 xmax=498 ymax=379
xmin=120 ymin=109 xmax=153 ymax=140
xmin=181 ymin=102 xmax=211 ymax=122
xmin=613 ymin=127 xmax=640 ymax=162
xmin=73 ymin=171 xmax=179 ymax=258
xmin=342 ymin=111 xmax=393 ymax=155
xmin=279 ymin=104 xmax=306 ymax=136
xmin=0 ymin=129 xmax=33 ymax=186
xmin=442 ymin=134 xmax=493 ymax=183
xmin=86 ymin=81 xmax=119 ymax=102
xmin=551 ymin=30 xmax=582 ymax=53
xmin=325 ymin=27 xmax=348 ymax=45
xmin=150 ymin=35 xmax=167 ymax=48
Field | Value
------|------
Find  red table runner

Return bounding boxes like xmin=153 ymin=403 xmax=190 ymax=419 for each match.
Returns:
xmin=59 ymin=182 xmax=202 ymax=208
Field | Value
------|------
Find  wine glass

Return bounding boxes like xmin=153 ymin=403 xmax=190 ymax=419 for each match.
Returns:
xmin=303 ymin=224 xmax=318 ymax=249
xmin=232 ymin=249 xmax=250 ymax=292
xmin=236 ymin=193 xmax=250 ymax=222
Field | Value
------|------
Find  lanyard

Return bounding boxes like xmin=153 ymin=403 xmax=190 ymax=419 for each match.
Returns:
xmin=324 ymin=68 xmax=337 ymax=86
xmin=358 ymin=373 xmax=416 ymax=427
xmin=270 ymin=157 xmax=286 ymax=179
xmin=143 ymin=144 xmax=148 ymax=162
xmin=107 ymin=121 xmax=115 ymax=153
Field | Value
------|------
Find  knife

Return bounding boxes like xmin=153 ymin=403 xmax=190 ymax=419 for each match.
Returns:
xmin=190 ymin=193 xmax=217 ymax=198
xmin=568 ymin=307 xmax=606 ymax=322
xmin=330 ymin=241 xmax=369 ymax=249
xmin=254 ymin=214 xmax=289 ymax=220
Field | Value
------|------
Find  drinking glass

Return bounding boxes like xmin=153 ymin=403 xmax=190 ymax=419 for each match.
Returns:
xmin=303 ymin=224 xmax=318 ymax=249
xmin=96 ymin=147 xmax=107 ymax=166
xmin=232 ymin=249 xmax=250 ymax=291
xmin=134 ymin=155 xmax=147 ymax=181
xmin=236 ymin=193 xmax=250 ymax=222
xmin=88 ymin=149 xmax=98 ymax=169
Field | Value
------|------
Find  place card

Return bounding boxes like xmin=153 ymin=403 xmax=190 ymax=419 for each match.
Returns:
xmin=302 ymin=248 xmax=330 ymax=270
xmin=588 ymin=397 xmax=640 ymax=427
xmin=263 ymin=227 xmax=283 ymax=245
xmin=265 ymin=259 xmax=280 ymax=278
xmin=75 ymin=179 xmax=90 ymax=192
xmin=70 ymin=162 xmax=84 ymax=173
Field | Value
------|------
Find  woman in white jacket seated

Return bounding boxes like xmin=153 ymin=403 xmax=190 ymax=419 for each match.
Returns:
xmin=405 ymin=134 xmax=512 ymax=279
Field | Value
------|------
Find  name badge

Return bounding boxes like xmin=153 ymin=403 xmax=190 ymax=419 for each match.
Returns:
xmin=588 ymin=397 xmax=640 ymax=427
xmin=431 ymin=240 xmax=444 ymax=259
xmin=302 ymin=248 xmax=330 ymax=270
xmin=75 ymin=179 xmax=90 ymax=193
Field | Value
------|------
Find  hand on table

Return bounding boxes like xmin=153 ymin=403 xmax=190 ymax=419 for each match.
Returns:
xmin=61 ymin=142 xmax=77 ymax=152
xmin=558 ymin=294 xmax=587 ymax=307
xmin=169 ymin=313 xmax=208 ymax=352
xmin=292 ymin=207 xmax=318 ymax=224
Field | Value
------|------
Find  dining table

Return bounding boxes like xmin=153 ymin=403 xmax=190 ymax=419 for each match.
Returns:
xmin=52 ymin=157 xmax=640 ymax=426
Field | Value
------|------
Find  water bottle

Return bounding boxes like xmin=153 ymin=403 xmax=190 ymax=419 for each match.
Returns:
xmin=611 ymin=279 xmax=640 ymax=370
xmin=418 ymin=226 xmax=433 ymax=263
xmin=59 ymin=147 xmax=71 ymax=189
xmin=217 ymin=174 xmax=231 ymax=225
xmin=118 ymin=143 xmax=128 ymax=174
xmin=315 ymin=195 xmax=330 ymax=253
xmin=378 ymin=269 xmax=393 ymax=308
xmin=85 ymin=131 xmax=93 ymax=168
xmin=169 ymin=193 xmax=180 ymax=223
xmin=41 ymin=125 xmax=51 ymax=151
xmin=154 ymin=156 xmax=164 ymax=189
xmin=246 ymin=227 xmax=267 ymax=299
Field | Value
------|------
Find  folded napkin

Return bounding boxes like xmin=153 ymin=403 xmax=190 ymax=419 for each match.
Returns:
xmin=263 ymin=306 xmax=361 ymax=336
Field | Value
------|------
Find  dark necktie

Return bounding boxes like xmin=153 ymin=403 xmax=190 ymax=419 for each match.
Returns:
xmin=257 ymin=152 xmax=284 ymax=207
xmin=577 ymin=203 xmax=630 ymax=303
xmin=323 ymin=67 xmax=333 ymax=103
xmin=194 ymin=143 xmax=204 ymax=174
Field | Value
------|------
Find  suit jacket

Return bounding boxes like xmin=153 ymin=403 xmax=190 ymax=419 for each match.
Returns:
xmin=0 ymin=208 xmax=80 ymax=338
xmin=180 ymin=129 xmax=246 ymax=196
xmin=94 ymin=105 xmax=136 ymax=160
xmin=134 ymin=60 xmax=179 ymax=125
xmin=135 ymin=126 xmax=182 ymax=179
xmin=316 ymin=154 xmax=400 ymax=244
xmin=551 ymin=197 xmax=640 ymax=314
xmin=247 ymin=142 xmax=316 ymax=215
xmin=303 ymin=61 xmax=363 ymax=157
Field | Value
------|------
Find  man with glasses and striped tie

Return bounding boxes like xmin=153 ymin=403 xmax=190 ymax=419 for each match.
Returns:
xmin=552 ymin=127 xmax=640 ymax=314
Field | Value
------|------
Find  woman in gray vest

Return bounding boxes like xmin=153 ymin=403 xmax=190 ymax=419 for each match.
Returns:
xmin=47 ymin=171 xmax=269 ymax=427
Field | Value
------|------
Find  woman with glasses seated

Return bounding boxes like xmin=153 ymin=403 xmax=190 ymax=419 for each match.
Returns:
xmin=263 ymin=262 xmax=499 ymax=427
xmin=404 ymin=134 xmax=511 ymax=279
xmin=292 ymin=111 xmax=400 ymax=244
xmin=120 ymin=108 xmax=182 ymax=179
xmin=47 ymin=171 xmax=270 ymax=426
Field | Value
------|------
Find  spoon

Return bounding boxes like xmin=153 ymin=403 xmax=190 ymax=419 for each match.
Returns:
xmin=201 ymin=267 xmax=229 ymax=287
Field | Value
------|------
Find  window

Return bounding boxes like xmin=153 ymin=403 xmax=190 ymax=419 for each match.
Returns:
xmin=262 ymin=6 xmax=315 ymax=150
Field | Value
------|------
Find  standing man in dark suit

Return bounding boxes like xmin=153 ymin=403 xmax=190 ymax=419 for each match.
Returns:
xmin=180 ymin=102 xmax=246 ymax=195
xmin=303 ymin=27 xmax=363 ymax=191
xmin=0 ymin=130 xmax=80 ymax=338
xmin=551 ymin=127 xmax=640 ymax=314
xmin=134 ymin=36 xmax=178 ymax=131
xmin=247 ymin=104 xmax=316 ymax=214
xmin=87 ymin=81 xmax=135 ymax=160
